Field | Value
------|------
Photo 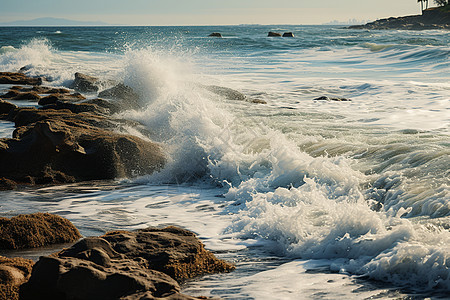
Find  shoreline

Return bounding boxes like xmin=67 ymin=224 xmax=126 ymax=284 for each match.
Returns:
xmin=348 ymin=6 xmax=450 ymax=30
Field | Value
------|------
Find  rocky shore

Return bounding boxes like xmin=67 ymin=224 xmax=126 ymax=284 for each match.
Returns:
xmin=348 ymin=6 xmax=449 ymax=30
xmin=0 ymin=214 xmax=234 ymax=300
xmin=0 ymin=71 xmax=166 ymax=188
xmin=0 ymin=71 xmax=236 ymax=299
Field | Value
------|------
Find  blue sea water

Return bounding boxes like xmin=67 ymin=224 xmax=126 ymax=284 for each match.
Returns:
xmin=0 ymin=25 xmax=449 ymax=299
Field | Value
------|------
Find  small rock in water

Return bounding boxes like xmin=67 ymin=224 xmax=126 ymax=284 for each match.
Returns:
xmin=282 ymin=32 xmax=294 ymax=37
xmin=314 ymin=96 xmax=351 ymax=101
xmin=208 ymin=32 xmax=222 ymax=38
xmin=268 ymin=31 xmax=282 ymax=37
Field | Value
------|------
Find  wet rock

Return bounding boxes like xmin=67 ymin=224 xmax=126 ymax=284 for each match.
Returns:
xmin=20 ymin=227 xmax=233 ymax=300
xmin=0 ymin=100 xmax=17 ymax=116
xmin=204 ymin=85 xmax=246 ymax=101
xmin=268 ymin=31 xmax=282 ymax=37
xmin=0 ymin=105 xmax=165 ymax=184
xmin=101 ymin=227 xmax=235 ymax=281
xmin=208 ymin=32 xmax=222 ymax=38
xmin=314 ymin=96 xmax=351 ymax=101
xmin=98 ymin=83 xmax=140 ymax=111
xmin=0 ymin=256 xmax=34 ymax=300
xmin=10 ymin=86 xmax=71 ymax=94
xmin=0 ymin=90 xmax=41 ymax=101
xmin=0 ymin=72 xmax=42 ymax=86
xmin=0 ymin=177 xmax=17 ymax=191
xmin=84 ymin=98 xmax=123 ymax=114
xmin=282 ymin=32 xmax=294 ymax=37
xmin=248 ymin=98 xmax=267 ymax=104
xmin=38 ymin=93 xmax=86 ymax=106
xmin=69 ymin=72 xmax=99 ymax=93
xmin=0 ymin=213 xmax=81 ymax=250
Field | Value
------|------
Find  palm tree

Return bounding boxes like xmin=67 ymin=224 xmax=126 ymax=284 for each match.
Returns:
xmin=418 ymin=0 xmax=424 ymax=12
xmin=417 ymin=0 xmax=429 ymax=12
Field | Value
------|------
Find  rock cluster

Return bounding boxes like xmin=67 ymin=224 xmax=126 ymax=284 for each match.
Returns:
xmin=19 ymin=226 xmax=234 ymax=300
xmin=0 ymin=72 xmax=165 ymax=187
xmin=268 ymin=31 xmax=295 ymax=37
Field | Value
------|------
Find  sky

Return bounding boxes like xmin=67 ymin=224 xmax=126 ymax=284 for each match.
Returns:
xmin=0 ymin=0 xmax=424 ymax=25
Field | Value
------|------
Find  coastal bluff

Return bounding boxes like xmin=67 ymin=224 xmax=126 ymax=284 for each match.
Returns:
xmin=348 ymin=7 xmax=449 ymax=30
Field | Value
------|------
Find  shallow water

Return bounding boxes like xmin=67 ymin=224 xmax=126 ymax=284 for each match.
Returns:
xmin=0 ymin=25 xmax=449 ymax=299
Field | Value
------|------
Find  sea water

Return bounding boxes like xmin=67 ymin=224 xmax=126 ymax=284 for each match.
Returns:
xmin=0 ymin=25 xmax=449 ymax=299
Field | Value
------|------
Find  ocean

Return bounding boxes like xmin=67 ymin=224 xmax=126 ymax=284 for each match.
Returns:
xmin=0 ymin=25 xmax=449 ymax=299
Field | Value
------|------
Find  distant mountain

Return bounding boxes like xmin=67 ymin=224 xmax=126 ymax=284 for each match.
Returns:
xmin=0 ymin=17 xmax=110 ymax=26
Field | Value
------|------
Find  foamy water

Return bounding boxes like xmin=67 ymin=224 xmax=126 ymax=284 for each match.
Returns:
xmin=0 ymin=25 xmax=449 ymax=298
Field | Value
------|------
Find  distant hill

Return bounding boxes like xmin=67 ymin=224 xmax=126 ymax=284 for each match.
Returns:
xmin=0 ymin=17 xmax=110 ymax=26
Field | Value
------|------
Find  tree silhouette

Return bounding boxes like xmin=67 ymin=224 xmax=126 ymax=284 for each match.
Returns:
xmin=434 ymin=0 xmax=448 ymax=6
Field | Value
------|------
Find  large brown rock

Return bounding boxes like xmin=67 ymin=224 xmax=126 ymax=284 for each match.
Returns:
xmin=0 ymin=256 xmax=34 ymax=300
xmin=100 ymin=227 xmax=235 ymax=281
xmin=0 ymin=105 xmax=165 ymax=184
xmin=0 ymin=213 xmax=81 ymax=250
xmin=0 ymin=72 xmax=41 ymax=86
xmin=20 ymin=227 xmax=232 ymax=300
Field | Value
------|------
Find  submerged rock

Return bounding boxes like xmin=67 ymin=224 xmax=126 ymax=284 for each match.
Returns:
xmin=98 ymin=83 xmax=140 ymax=111
xmin=282 ymin=32 xmax=294 ymax=37
xmin=208 ymin=32 xmax=222 ymax=38
xmin=20 ymin=226 xmax=234 ymax=300
xmin=268 ymin=31 xmax=282 ymax=37
xmin=314 ymin=96 xmax=351 ymax=101
xmin=204 ymin=85 xmax=246 ymax=101
xmin=0 ymin=72 xmax=42 ymax=86
xmin=0 ymin=213 xmax=81 ymax=250
xmin=0 ymin=256 xmax=34 ymax=300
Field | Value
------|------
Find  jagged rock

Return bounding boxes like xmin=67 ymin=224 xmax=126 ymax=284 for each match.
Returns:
xmin=98 ymin=83 xmax=140 ymax=111
xmin=69 ymin=72 xmax=99 ymax=93
xmin=314 ymin=96 xmax=351 ymax=101
xmin=20 ymin=227 xmax=233 ymax=300
xmin=268 ymin=31 xmax=282 ymax=37
xmin=0 ymin=213 xmax=81 ymax=250
xmin=204 ymin=85 xmax=246 ymax=101
xmin=208 ymin=32 xmax=222 ymax=38
xmin=0 ymin=256 xmax=34 ymax=300
xmin=84 ymin=98 xmax=123 ymax=114
xmin=0 ymin=72 xmax=41 ymax=86
xmin=282 ymin=32 xmax=294 ymax=37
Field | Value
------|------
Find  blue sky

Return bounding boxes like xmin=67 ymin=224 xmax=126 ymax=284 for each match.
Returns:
xmin=1 ymin=0 xmax=422 ymax=25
